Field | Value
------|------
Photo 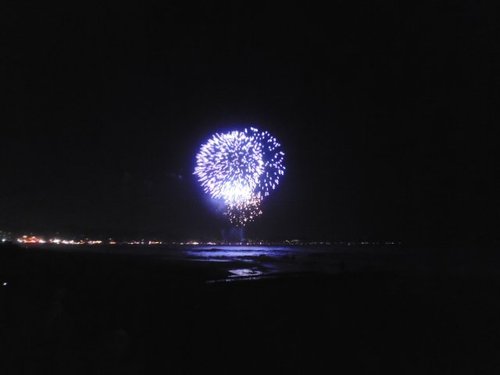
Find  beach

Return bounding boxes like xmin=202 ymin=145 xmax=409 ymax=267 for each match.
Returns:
xmin=1 ymin=243 xmax=500 ymax=374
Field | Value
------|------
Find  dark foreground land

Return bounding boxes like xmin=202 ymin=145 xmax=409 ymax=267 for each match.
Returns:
xmin=1 ymin=244 xmax=500 ymax=374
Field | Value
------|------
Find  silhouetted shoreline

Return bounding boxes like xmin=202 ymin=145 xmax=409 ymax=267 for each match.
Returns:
xmin=1 ymin=242 xmax=500 ymax=373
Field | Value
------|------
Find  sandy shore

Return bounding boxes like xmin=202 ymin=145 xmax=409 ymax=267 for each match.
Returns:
xmin=1 ymin=243 xmax=500 ymax=374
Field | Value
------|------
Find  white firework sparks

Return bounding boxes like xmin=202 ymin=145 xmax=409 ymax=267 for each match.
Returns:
xmin=194 ymin=131 xmax=264 ymax=204
xmin=245 ymin=127 xmax=286 ymax=198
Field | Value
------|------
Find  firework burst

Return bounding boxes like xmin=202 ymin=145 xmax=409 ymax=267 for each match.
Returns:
xmin=194 ymin=127 xmax=285 ymax=226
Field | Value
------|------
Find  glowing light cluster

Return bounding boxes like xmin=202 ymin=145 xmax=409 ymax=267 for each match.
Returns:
xmin=194 ymin=127 xmax=285 ymax=226
xmin=225 ymin=195 xmax=263 ymax=226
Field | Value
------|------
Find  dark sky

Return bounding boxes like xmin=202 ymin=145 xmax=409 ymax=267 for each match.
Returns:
xmin=2 ymin=2 xmax=498 ymax=243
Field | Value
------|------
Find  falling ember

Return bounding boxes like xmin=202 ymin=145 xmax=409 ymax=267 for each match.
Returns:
xmin=225 ymin=195 xmax=263 ymax=227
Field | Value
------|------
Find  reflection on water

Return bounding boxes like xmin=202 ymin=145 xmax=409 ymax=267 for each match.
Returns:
xmin=228 ymin=268 xmax=263 ymax=277
xmin=184 ymin=246 xmax=337 ymax=281
xmin=185 ymin=246 xmax=298 ymax=260
xmin=183 ymin=246 xmax=308 ymax=281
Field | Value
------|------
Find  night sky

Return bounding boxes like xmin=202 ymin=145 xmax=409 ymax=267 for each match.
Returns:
xmin=2 ymin=2 xmax=498 ymax=244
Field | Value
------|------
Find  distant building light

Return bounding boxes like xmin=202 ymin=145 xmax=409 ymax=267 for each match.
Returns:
xmin=17 ymin=235 xmax=45 ymax=244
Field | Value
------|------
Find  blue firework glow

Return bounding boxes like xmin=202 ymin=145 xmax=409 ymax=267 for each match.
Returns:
xmin=245 ymin=127 xmax=286 ymax=198
xmin=194 ymin=127 xmax=285 ymax=226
